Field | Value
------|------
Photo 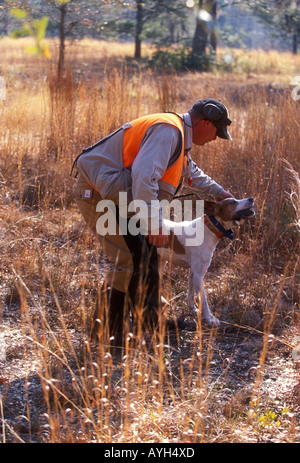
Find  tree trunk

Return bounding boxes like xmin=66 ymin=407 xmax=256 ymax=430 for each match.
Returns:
xmin=191 ymin=0 xmax=208 ymax=67
xmin=134 ymin=0 xmax=143 ymax=59
xmin=58 ymin=4 xmax=67 ymax=78
xmin=1 ymin=2 xmax=9 ymax=36
xmin=210 ymin=0 xmax=217 ymax=53
xmin=192 ymin=20 xmax=208 ymax=54
xmin=292 ymin=31 xmax=298 ymax=54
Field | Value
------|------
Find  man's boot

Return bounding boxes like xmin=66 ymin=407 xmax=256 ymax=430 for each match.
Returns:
xmin=108 ymin=288 xmax=126 ymax=357
xmin=90 ymin=286 xmax=125 ymax=355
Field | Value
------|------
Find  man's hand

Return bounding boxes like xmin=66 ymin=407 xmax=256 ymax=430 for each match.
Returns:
xmin=148 ymin=227 xmax=169 ymax=247
xmin=215 ymin=189 xmax=233 ymax=201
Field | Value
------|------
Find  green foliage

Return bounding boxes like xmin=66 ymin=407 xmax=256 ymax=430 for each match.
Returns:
xmin=54 ymin=0 xmax=72 ymax=4
xmin=149 ymin=46 xmax=214 ymax=71
xmin=149 ymin=47 xmax=191 ymax=70
xmin=10 ymin=27 xmax=31 ymax=38
xmin=33 ymin=16 xmax=49 ymax=42
xmin=10 ymin=8 xmax=51 ymax=58
xmin=218 ymin=25 xmax=248 ymax=49
xmin=10 ymin=8 xmax=28 ymax=20
xmin=250 ymin=0 xmax=300 ymax=52
xmin=117 ymin=20 xmax=135 ymax=36
xmin=250 ymin=400 xmax=291 ymax=430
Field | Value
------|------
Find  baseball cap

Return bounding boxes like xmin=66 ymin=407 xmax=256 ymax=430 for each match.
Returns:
xmin=192 ymin=98 xmax=232 ymax=140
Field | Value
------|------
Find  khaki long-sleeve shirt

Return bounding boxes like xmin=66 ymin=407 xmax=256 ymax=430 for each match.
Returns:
xmin=76 ymin=112 xmax=224 ymax=230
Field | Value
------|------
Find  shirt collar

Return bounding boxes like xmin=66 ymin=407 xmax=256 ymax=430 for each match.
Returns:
xmin=181 ymin=112 xmax=193 ymax=152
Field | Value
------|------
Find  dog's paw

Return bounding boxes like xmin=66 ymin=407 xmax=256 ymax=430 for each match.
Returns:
xmin=204 ymin=315 xmax=220 ymax=327
xmin=187 ymin=306 xmax=220 ymax=327
xmin=188 ymin=304 xmax=199 ymax=317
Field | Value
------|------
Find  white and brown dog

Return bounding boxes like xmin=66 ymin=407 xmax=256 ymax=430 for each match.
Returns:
xmin=158 ymin=197 xmax=255 ymax=326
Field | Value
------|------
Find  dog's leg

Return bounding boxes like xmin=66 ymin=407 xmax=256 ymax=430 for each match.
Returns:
xmin=188 ymin=269 xmax=197 ymax=316
xmin=199 ymin=285 xmax=220 ymax=327
xmin=192 ymin=271 xmax=220 ymax=327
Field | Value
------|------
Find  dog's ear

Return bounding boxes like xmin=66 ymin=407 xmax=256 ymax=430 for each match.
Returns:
xmin=204 ymin=201 xmax=219 ymax=217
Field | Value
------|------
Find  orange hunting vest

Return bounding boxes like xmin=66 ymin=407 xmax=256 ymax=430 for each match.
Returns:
xmin=123 ymin=113 xmax=185 ymax=189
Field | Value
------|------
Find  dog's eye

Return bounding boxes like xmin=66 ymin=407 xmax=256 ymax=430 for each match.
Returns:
xmin=230 ymin=199 xmax=238 ymax=205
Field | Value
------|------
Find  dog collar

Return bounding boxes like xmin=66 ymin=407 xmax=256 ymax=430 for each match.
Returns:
xmin=204 ymin=215 xmax=234 ymax=240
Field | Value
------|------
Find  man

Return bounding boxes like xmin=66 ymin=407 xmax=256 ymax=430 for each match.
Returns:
xmin=72 ymin=98 xmax=233 ymax=349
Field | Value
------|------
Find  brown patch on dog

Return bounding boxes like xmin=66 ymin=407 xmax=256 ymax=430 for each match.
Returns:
xmin=166 ymin=231 xmax=185 ymax=255
xmin=204 ymin=200 xmax=218 ymax=216
xmin=217 ymin=199 xmax=239 ymax=222
xmin=205 ymin=199 xmax=237 ymax=222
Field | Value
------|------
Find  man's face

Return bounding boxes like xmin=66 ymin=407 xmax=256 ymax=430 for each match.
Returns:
xmin=192 ymin=120 xmax=217 ymax=146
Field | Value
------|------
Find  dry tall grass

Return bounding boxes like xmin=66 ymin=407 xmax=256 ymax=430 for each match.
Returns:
xmin=0 ymin=38 xmax=299 ymax=443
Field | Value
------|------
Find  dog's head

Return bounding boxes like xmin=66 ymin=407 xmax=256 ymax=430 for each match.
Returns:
xmin=204 ymin=197 xmax=255 ymax=227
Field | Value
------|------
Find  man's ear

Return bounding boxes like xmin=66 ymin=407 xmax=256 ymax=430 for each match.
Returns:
xmin=204 ymin=201 xmax=219 ymax=216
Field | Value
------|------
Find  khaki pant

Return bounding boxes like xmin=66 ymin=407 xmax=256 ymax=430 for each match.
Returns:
xmin=73 ymin=174 xmax=133 ymax=293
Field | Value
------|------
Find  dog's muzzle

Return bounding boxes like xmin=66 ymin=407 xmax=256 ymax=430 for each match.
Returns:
xmin=234 ymin=208 xmax=255 ymax=220
xmin=233 ymin=198 xmax=255 ymax=222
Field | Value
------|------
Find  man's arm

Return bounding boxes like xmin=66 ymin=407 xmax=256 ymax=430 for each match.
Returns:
xmin=183 ymin=155 xmax=232 ymax=200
